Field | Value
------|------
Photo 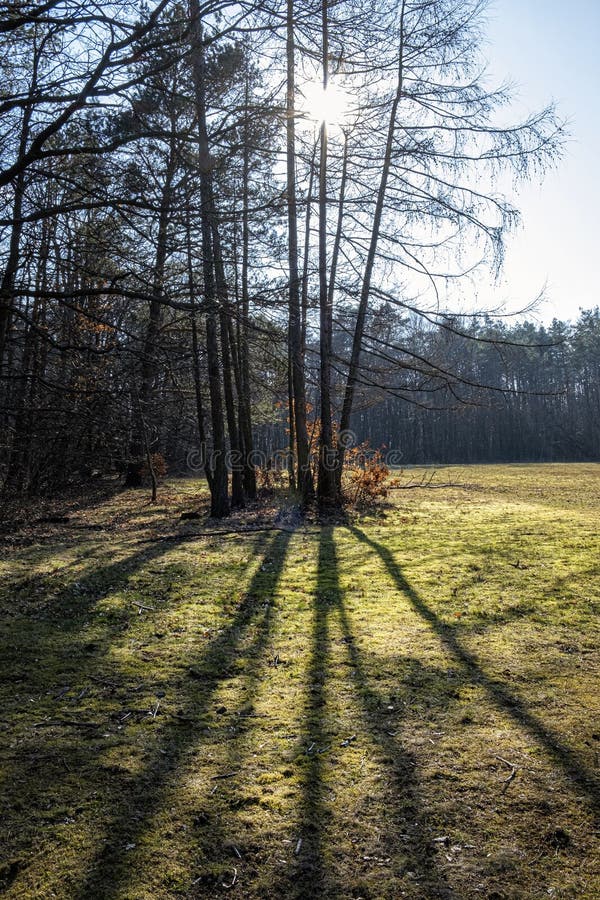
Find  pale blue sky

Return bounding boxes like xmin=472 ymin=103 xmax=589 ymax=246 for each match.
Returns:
xmin=481 ymin=0 xmax=600 ymax=322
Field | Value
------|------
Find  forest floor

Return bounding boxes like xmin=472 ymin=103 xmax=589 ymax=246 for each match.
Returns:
xmin=1 ymin=464 xmax=599 ymax=899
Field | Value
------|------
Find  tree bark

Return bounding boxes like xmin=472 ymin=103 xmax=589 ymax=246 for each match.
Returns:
xmin=0 ymin=37 xmax=39 ymax=364
xmin=301 ymin=136 xmax=318 ymax=355
xmin=286 ymin=0 xmax=313 ymax=503
xmin=328 ymin=129 xmax=348 ymax=311
xmin=189 ymin=0 xmax=229 ymax=517
xmin=317 ymin=0 xmax=338 ymax=507
xmin=237 ymin=87 xmax=257 ymax=499
xmin=219 ymin=302 xmax=245 ymax=508
xmin=3 ymin=211 xmax=52 ymax=492
xmin=337 ymin=0 xmax=406 ymax=489
xmin=186 ymin=194 xmax=213 ymax=492
xmin=124 ymin=134 xmax=177 ymax=487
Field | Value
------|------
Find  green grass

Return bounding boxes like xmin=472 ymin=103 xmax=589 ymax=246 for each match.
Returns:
xmin=1 ymin=464 xmax=599 ymax=899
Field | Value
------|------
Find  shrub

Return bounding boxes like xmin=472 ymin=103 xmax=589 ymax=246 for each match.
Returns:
xmin=342 ymin=446 xmax=390 ymax=507
xmin=256 ymin=464 xmax=288 ymax=492
xmin=141 ymin=453 xmax=168 ymax=479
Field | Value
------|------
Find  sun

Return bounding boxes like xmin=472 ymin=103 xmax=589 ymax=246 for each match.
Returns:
xmin=299 ymin=80 xmax=350 ymax=127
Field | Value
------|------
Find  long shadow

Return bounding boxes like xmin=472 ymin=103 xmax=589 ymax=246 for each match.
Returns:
xmin=0 ymin=534 xmax=205 ymax=780
xmin=287 ymin=528 xmax=452 ymax=899
xmin=291 ymin=529 xmax=333 ymax=897
xmin=196 ymin=541 xmax=290 ymax=892
xmin=350 ymin=525 xmax=600 ymax=818
xmin=1 ymin=529 xmax=276 ymax=892
xmin=0 ymin=480 xmax=119 ymax=537
xmin=72 ymin=528 xmax=292 ymax=899
xmin=4 ymin=530 xmax=199 ymax=635
xmin=1 ymin=524 xmax=269 ymax=698
xmin=0 ymin=528 xmax=228 ymax=759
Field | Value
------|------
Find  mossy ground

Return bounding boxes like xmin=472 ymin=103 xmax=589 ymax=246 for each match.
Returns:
xmin=1 ymin=464 xmax=599 ymax=899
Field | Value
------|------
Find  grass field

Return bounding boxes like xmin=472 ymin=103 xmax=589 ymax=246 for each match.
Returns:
xmin=1 ymin=464 xmax=599 ymax=899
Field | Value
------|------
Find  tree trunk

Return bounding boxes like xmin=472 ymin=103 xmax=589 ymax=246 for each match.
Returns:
xmin=337 ymin=0 xmax=406 ymax=489
xmin=3 ymin=216 xmax=50 ymax=492
xmin=190 ymin=310 xmax=214 ymax=490
xmin=186 ymin=195 xmax=213 ymax=492
xmin=301 ymin=137 xmax=318 ymax=353
xmin=219 ymin=306 xmax=245 ymax=508
xmin=328 ymin=129 xmax=348 ymax=311
xmin=286 ymin=0 xmax=313 ymax=503
xmin=189 ymin=0 xmax=229 ymax=517
xmin=238 ymin=92 xmax=257 ymax=499
xmin=287 ymin=342 xmax=296 ymax=490
xmin=0 ymin=45 xmax=37 ymax=363
xmin=209 ymin=192 xmax=245 ymax=508
xmin=125 ymin=135 xmax=176 ymax=487
xmin=317 ymin=0 xmax=338 ymax=507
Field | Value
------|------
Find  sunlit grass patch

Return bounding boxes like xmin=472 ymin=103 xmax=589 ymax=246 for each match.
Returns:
xmin=1 ymin=466 xmax=599 ymax=898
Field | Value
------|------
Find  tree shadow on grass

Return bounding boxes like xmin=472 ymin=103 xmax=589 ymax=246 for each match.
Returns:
xmin=291 ymin=531 xmax=332 ymax=897
xmin=1 ymin=533 xmax=216 ymax=891
xmin=349 ymin=525 xmax=600 ymax=819
xmin=0 ymin=528 xmax=289 ymax=896
xmin=0 ymin=528 xmax=240 ymax=716
xmin=71 ymin=528 xmax=292 ymax=899
xmin=287 ymin=527 xmax=453 ymax=900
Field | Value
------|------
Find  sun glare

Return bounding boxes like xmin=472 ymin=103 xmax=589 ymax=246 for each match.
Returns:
xmin=300 ymin=80 xmax=350 ymax=127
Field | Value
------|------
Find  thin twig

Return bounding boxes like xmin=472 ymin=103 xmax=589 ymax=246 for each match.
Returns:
xmin=33 ymin=718 xmax=102 ymax=729
xmin=132 ymin=600 xmax=155 ymax=612
xmin=222 ymin=867 xmax=237 ymax=889
xmin=388 ymin=482 xmax=465 ymax=490
xmin=140 ymin=525 xmax=308 ymax=544
xmin=89 ymin=674 xmax=119 ymax=689
xmin=495 ymin=755 xmax=518 ymax=792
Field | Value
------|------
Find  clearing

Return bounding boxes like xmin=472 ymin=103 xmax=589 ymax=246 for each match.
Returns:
xmin=1 ymin=464 xmax=599 ymax=899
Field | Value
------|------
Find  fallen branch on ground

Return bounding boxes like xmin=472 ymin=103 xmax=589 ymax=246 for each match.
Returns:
xmin=387 ymin=482 xmax=466 ymax=490
xmin=33 ymin=719 xmax=102 ymax=729
xmin=496 ymin=755 xmax=518 ymax=792
xmin=140 ymin=525 xmax=320 ymax=543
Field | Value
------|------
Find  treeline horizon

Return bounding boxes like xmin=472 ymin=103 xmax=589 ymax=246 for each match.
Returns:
xmin=345 ymin=309 xmax=600 ymax=466
xmin=6 ymin=300 xmax=599 ymax=492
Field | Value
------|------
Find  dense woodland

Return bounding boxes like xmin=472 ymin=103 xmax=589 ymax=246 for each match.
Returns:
xmin=2 ymin=0 xmax=589 ymax=513
xmin=348 ymin=311 xmax=600 ymax=464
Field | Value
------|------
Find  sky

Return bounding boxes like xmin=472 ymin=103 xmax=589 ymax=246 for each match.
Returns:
xmin=477 ymin=0 xmax=600 ymax=323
